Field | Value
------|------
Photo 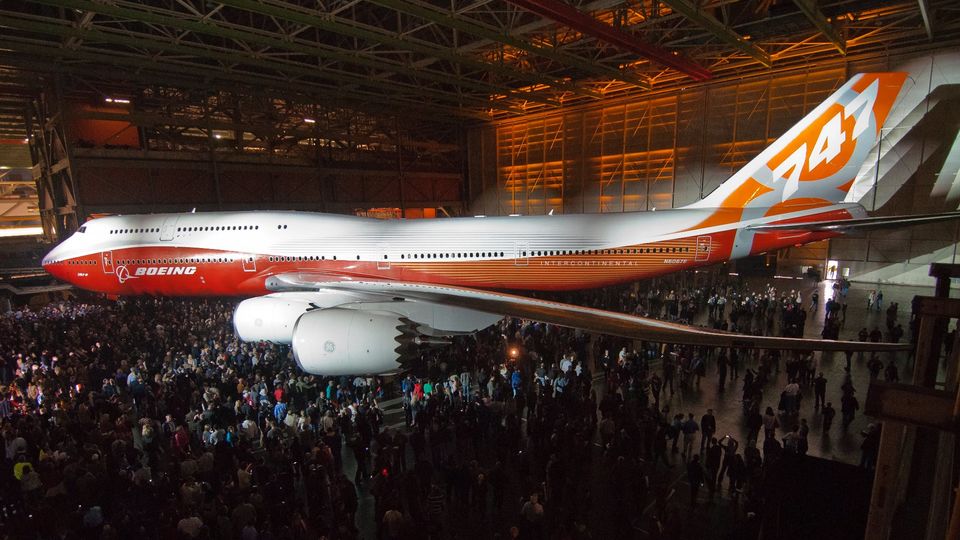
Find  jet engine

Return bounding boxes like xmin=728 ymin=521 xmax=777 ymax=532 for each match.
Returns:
xmin=233 ymin=294 xmax=313 ymax=344
xmin=233 ymin=291 xmax=362 ymax=344
xmin=291 ymin=308 xmax=432 ymax=375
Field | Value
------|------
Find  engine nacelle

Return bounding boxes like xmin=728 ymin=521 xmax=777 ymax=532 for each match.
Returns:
xmin=292 ymin=308 xmax=413 ymax=375
xmin=233 ymin=294 xmax=314 ymax=344
xmin=233 ymin=291 xmax=362 ymax=344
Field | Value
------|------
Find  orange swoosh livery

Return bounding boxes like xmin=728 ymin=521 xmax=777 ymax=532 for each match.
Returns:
xmin=42 ymin=73 xmax=937 ymax=375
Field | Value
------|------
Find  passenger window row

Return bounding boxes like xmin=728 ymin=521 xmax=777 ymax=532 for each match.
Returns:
xmin=263 ymin=247 xmax=690 ymax=263
xmin=523 ymin=246 xmax=690 ymax=256
xmin=178 ymin=225 xmax=259 ymax=232
xmin=67 ymin=260 xmax=96 ymax=265
xmin=110 ymin=228 xmax=160 ymax=234
xmin=266 ymin=252 xmax=510 ymax=262
xmin=400 ymin=252 xmax=505 ymax=260
xmin=268 ymin=255 xmax=334 ymax=262
xmin=119 ymin=257 xmax=234 ymax=265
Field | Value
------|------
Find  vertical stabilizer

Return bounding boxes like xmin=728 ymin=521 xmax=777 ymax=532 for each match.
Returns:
xmin=686 ymin=73 xmax=908 ymax=211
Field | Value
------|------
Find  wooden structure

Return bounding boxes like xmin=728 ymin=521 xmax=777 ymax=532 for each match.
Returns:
xmin=865 ymin=263 xmax=960 ymax=539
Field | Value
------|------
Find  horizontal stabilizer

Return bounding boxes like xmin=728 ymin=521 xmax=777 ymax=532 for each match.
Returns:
xmin=748 ymin=211 xmax=960 ymax=233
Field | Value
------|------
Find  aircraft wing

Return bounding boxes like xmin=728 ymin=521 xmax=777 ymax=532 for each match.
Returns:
xmin=748 ymin=211 xmax=960 ymax=233
xmin=265 ymin=273 xmax=908 ymax=353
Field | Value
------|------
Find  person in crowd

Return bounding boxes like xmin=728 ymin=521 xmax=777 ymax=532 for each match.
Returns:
xmin=884 ymin=359 xmax=900 ymax=383
xmin=700 ymin=408 xmax=716 ymax=454
xmin=686 ymin=454 xmax=705 ymax=508
xmin=763 ymin=407 xmax=779 ymax=440
xmin=822 ymin=402 xmax=836 ymax=433
xmin=842 ymin=389 xmax=860 ymax=429
xmin=681 ymin=413 xmax=700 ymax=461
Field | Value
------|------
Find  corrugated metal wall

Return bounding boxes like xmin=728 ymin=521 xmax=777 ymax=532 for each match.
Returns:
xmin=467 ymin=65 xmax=851 ymax=215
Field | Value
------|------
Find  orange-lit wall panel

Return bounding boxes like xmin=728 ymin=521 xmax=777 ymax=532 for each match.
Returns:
xmin=467 ymin=67 xmax=853 ymax=216
xmin=65 ymin=104 xmax=141 ymax=148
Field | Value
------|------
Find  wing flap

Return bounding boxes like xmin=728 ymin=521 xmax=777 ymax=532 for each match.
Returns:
xmin=265 ymin=273 xmax=908 ymax=353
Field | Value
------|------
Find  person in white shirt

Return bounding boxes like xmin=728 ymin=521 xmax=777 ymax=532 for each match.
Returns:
xmin=783 ymin=380 xmax=801 ymax=414
xmin=559 ymin=354 xmax=573 ymax=373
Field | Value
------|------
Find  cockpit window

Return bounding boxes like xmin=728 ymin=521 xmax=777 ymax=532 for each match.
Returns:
xmin=78 ymin=226 xmax=87 ymax=233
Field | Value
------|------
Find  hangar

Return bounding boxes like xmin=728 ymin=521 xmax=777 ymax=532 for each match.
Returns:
xmin=1 ymin=1 xmax=960 ymax=539
xmin=0 ymin=0 xmax=957 ymax=285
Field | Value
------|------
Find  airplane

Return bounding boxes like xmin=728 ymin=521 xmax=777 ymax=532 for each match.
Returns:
xmin=42 ymin=72 xmax=954 ymax=375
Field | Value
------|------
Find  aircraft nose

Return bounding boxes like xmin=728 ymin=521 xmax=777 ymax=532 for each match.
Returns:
xmin=42 ymin=245 xmax=64 ymax=277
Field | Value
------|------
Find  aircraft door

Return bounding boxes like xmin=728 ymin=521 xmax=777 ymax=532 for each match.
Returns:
xmin=102 ymin=251 xmax=115 ymax=274
xmin=695 ymin=236 xmax=711 ymax=262
xmin=377 ymin=243 xmax=390 ymax=270
xmin=515 ymin=242 xmax=529 ymax=266
xmin=160 ymin=217 xmax=178 ymax=241
xmin=242 ymin=255 xmax=257 ymax=273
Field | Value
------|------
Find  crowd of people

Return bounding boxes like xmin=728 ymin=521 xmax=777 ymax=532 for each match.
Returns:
xmin=0 ymin=298 xmax=373 ymax=539
xmin=0 ymin=271 xmax=917 ymax=539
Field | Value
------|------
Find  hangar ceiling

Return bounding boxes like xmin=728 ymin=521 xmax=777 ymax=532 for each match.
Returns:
xmin=0 ymin=0 xmax=956 ymax=125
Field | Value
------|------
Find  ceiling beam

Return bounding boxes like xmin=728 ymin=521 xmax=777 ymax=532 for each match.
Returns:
xmin=365 ymin=0 xmax=651 ymax=89
xmin=0 ymin=17 xmax=525 ymax=115
xmin=21 ymin=0 xmax=556 ymax=107
xmin=0 ymin=16 xmax=468 ymax=108
xmin=214 ymin=0 xmax=601 ymax=98
xmin=791 ymin=0 xmax=846 ymax=54
xmin=0 ymin=41 xmax=496 ymax=120
xmin=661 ymin=0 xmax=772 ymax=68
xmin=0 ymin=54 xmax=484 ymax=125
xmin=0 ymin=53 xmax=469 ymax=127
xmin=504 ymin=0 xmax=713 ymax=81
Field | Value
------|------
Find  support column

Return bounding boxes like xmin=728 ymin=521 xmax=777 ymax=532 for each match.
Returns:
xmin=31 ymin=77 xmax=78 ymax=241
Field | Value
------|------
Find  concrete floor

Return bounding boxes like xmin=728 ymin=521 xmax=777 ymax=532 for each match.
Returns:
xmin=657 ymin=276 xmax=943 ymax=466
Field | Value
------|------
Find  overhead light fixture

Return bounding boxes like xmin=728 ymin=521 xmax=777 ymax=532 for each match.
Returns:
xmin=303 ymin=118 xmax=316 ymax=124
xmin=105 ymin=97 xmax=130 ymax=104
xmin=214 ymin=134 xmax=222 ymax=139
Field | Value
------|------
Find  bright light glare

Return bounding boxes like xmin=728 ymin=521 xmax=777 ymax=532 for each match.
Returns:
xmin=0 ymin=227 xmax=43 ymax=238
xmin=105 ymin=97 xmax=130 ymax=104
xmin=303 ymin=118 xmax=316 ymax=123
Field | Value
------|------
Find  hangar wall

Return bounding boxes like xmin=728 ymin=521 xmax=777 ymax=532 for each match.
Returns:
xmin=466 ymin=48 xmax=960 ymax=287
